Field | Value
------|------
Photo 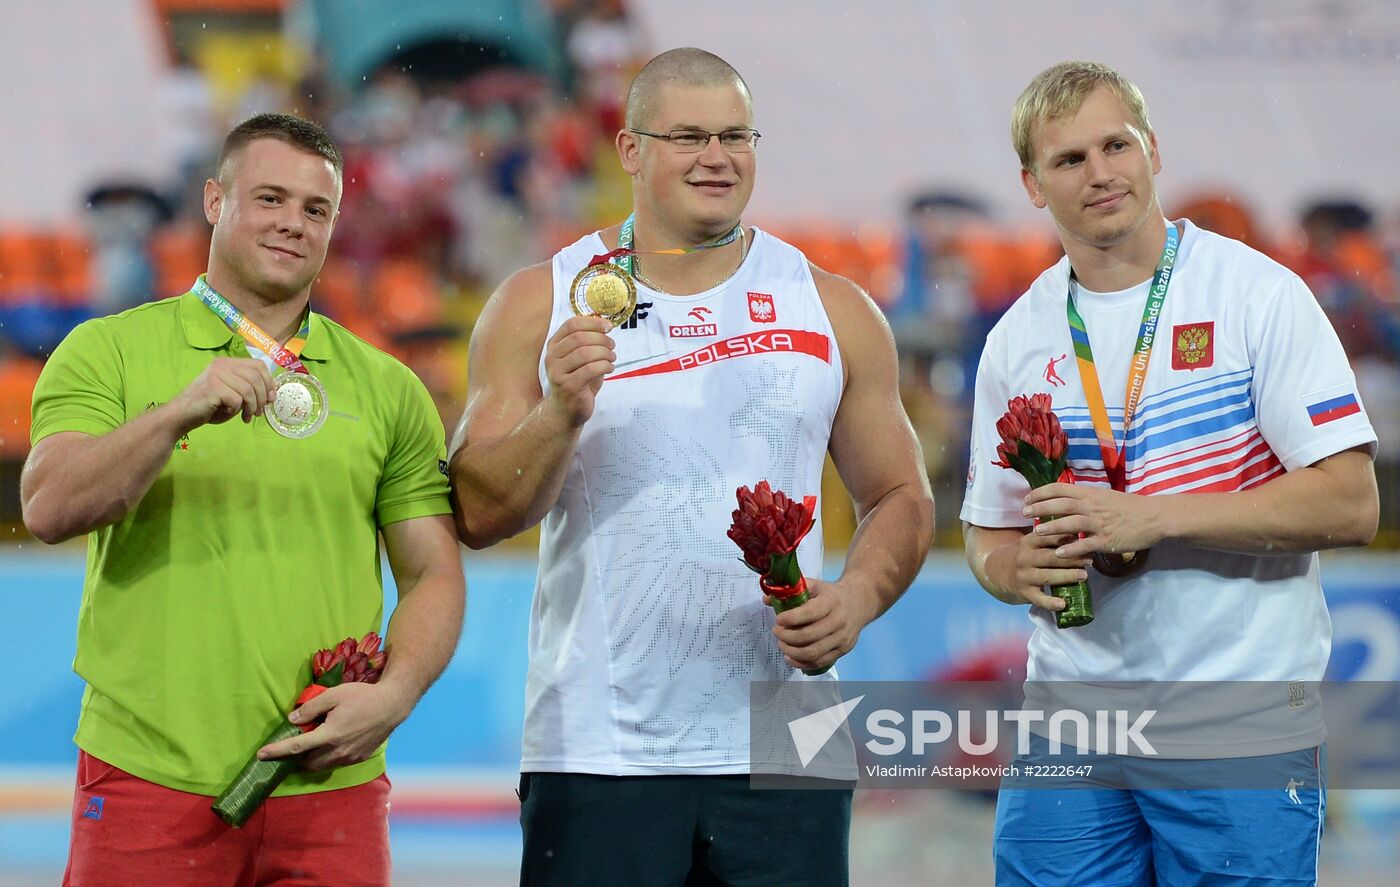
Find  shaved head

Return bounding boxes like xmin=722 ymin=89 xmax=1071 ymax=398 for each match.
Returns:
xmin=625 ymin=47 xmax=752 ymax=130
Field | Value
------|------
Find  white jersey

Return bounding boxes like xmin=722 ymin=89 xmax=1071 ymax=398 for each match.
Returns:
xmin=961 ymin=220 xmax=1377 ymax=755
xmin=523 ymin=227 xmax=844 ymax=774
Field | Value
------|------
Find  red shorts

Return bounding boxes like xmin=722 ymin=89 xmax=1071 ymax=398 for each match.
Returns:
xmin=62 ymin=750 xmax=391 ymax=887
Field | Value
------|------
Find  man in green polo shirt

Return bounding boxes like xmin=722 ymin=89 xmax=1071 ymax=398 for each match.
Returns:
xmin=21 ymin=113 xmax=465 ymax=886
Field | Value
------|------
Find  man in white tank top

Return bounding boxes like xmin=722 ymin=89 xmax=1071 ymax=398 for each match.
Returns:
xmin=448 ymin=48 xmax=934 ymax=886
xmin=962 ymin=61 xmax=1379 ymax=886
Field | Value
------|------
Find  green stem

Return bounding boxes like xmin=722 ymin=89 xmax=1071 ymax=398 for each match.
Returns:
xmin=769 ymin=589 xmax=833 ymax=676
xmin=770 ymin=589 xmax=810 ymax=615
xmin=1045 ymin=512 xmax=1094 ymax=628
xmin=1050 ymin=579 xmax=1094 ymax=628
xmin=211 ymin=720 xmax=303 ymax=827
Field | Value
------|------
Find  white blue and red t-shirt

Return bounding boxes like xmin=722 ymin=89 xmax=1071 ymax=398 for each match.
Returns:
xmin=961 ymin=220 xmax=1377 ymax=756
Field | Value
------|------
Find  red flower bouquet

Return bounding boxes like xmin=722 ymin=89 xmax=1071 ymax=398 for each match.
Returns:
xmin=991 ymin=394 xmax=1094 ymax=628
xmin=728 ymin=481 xmax=830 ymax=675
xmin=212 ymin=632 xmax=388 ymax=827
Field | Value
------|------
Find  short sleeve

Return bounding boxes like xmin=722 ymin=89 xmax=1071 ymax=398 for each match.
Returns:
xmin=30 ymin=319 xmax=127 ymax=444
xmin=1249 ymin=275 xmax=1377 ymax=471
xmin=959 ymin=327 xmax=1033 ymax=528
xmin=374 ymin=364 xmax=452 ymax=527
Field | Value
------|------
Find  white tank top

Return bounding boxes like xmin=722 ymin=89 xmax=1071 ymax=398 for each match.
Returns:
xmin=522 ymin=227 xmax=844 ymax=774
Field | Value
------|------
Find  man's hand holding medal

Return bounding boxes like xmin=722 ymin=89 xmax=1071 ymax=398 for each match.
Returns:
xmin=552 ymin=216 xmax=745 ymax=428
xmin=542 ymin=314 xmax=617 ymax=430
xmin=169 ymin=356 xmax=278 ymax=430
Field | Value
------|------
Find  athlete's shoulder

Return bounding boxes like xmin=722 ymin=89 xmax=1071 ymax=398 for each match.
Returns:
xmin=989 ymin=255 xmax=1070 ymax=345
xmin=93 ymin=294 xmax=185 ymax=330
xmin=476 ymin=260 xmax=556 ymax=345
xmin=805 ymin=260 xmax=866 ymax=307
xmin=55 ymin=295 xmax=184 ymax=356
xmin=1182 ymin=222 xmax=1300 ymax=290
xmin=496 ymin=260 xmax=554 ymax=305
xmin=552 ymin=229 xmax=611 ymax=270
xmin=310 ymin=314 xmax=424 ymax=389
xmin=751 ymin=227 xmax=805 ymax=260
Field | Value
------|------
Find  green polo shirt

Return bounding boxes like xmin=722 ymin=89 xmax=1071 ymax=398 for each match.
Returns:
xmin=30 ymin=286 xmax=453 ymax=796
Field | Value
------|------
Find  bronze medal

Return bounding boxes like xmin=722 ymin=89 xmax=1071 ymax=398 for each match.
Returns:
xmin=1093 ymin=548 xmax=1150 ymax=578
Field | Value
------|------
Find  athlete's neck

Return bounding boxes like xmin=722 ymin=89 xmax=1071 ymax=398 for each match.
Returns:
xmin=615 ymin=211 xmax=747 ymax=296
xmin=203 ymin=269 xmax=310 ymax=343
xmin=1065 ymin=216 xmax=1174 ymax=294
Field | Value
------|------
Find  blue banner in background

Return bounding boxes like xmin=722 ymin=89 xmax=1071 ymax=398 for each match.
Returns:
xmin=5 ymin=552 xmax=1400 ymax=769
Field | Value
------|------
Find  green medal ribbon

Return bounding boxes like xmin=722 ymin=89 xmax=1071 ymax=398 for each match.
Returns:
xmin=588 ymin=214 xmax=744 ymax=273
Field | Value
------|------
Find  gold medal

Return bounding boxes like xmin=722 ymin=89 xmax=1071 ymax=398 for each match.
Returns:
xmin=569 ymin=264 xmax=637 ymax=327
xmin=266 ymin=371 xmax=328 ymax=439
xmin=1093 ymin=549 xmax=1150 ymax=578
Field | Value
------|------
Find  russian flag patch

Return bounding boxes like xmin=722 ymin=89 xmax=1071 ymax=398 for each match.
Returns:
xmin=1305 ymin=386 xmax=1362 ymax=426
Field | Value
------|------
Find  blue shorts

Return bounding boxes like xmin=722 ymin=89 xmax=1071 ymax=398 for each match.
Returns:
xmin=995 ymin=736 xmax=1326 ymax=886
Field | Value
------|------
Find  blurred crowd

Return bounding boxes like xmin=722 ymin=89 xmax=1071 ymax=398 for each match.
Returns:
xmin=1 ymin=0 xmax=1397 ymax=546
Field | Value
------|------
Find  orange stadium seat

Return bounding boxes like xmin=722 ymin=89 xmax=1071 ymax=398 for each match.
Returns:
xmin=780 ymin=230 xmax=839 ymax=270
xmin=0 ymin=229 xmax=53 ymax=301
xmin=1009 ymin=235 xmax=1064 ymax=294
xmin=313 ymin=256 xmax=366 ymax=324
xmin=151 ymin=226 xmax=210 ymax=299
xmin=0 ymin=356 xmax=42 ymax=457
xmin=312 ymin=256 xmax=393 ymax=350
xmin=370 ymin=258 xmax=443 ymax=336
xmin=780 ymin=229 xmax=853 ymax=278
xmin=953 ymin=234 xmax=1019 ymax=314
xmin=1335 ymin=233 xmax=1397 ymax=301
xmin=853 ymin=224 xmax=901 ymax=304
xmin=776 ymin=226 xmax=902 ymax=303
xmin=49 ymin=230 xmax=94 ymax=306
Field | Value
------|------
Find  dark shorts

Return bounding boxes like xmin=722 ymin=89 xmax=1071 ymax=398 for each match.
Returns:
xmin=518 ymin=772 xmax=853 ymax=887
xmin=63 ymin=750 xmax=391 ymax=887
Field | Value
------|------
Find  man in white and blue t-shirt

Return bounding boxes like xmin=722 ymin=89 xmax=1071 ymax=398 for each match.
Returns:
xmin=962 ymin=61 xmax=1379 ymax=886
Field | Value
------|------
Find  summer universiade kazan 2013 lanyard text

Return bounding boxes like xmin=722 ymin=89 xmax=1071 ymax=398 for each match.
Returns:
xmin=192 ymin=275 xmax=311 ymax=373
xmin=1066 ymin=224 xmax=1181 ymax=488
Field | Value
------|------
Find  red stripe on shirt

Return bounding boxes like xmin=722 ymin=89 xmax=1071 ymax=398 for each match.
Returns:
xmin=1132 ymin=428 xmax=1263 ymax=486
xmin=1184 ymin=452 xmax=1285 ymax=493
xmin=1309 ymin=401 xmax=1362 ymax=426
xmin=609 ymin=329 xmax=831 ymax=381
xmin=1135 ymin=439 xmax=1278 ymax=496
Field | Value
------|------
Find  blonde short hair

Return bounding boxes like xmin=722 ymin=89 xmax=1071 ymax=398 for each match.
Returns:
xmin=1012 ymin=61 xmax=1152 ymax=171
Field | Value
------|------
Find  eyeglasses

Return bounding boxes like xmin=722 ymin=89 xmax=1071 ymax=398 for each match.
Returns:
xmin=629 ymin=128 xmax=762 ymax=153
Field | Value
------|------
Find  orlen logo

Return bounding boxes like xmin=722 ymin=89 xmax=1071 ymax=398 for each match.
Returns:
xmin=670 ymin=306 xmax=716 ymax=338
xmin=670 ymin=323 xmax=718 ymax=338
